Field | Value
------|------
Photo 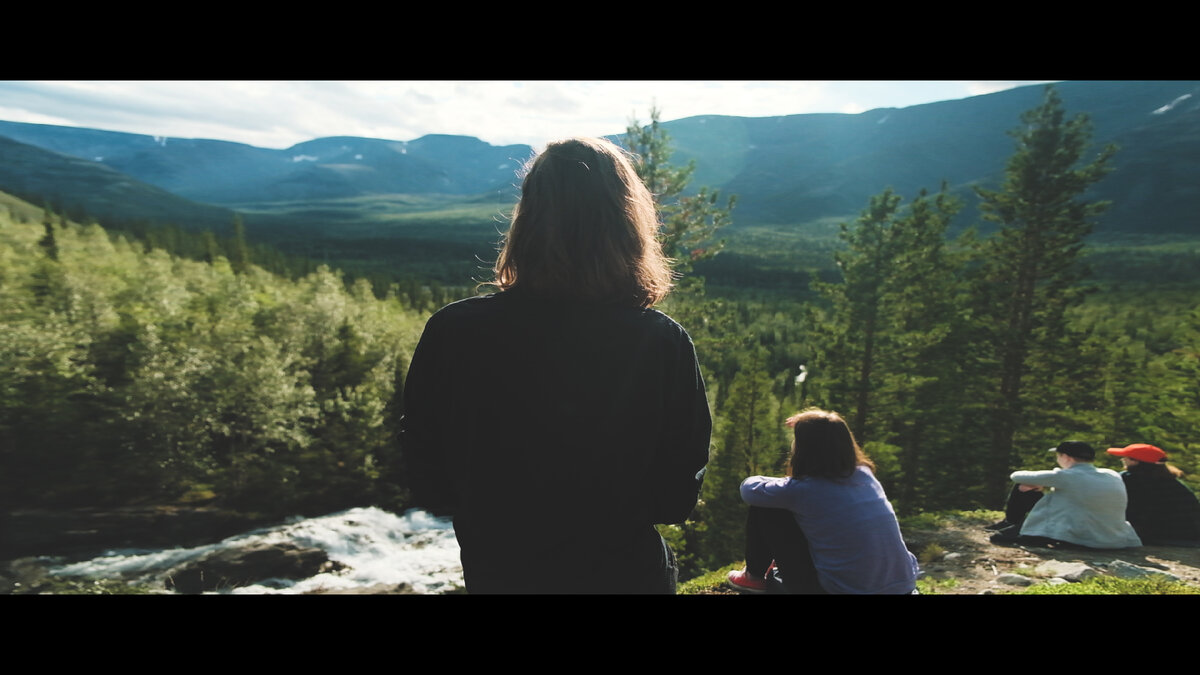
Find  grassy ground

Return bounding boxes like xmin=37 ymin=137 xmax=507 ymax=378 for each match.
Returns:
xmin=681 ymin=509 xmax=1200 ymax=595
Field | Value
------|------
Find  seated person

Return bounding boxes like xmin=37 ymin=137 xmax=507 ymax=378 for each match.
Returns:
xmin=1107 ymin=443 xmax=1200 ymax=547
xmin=725 ymin=408 xmax=919 ymax=595
xmin=989 ymin=441 xmax=1142 ymax=549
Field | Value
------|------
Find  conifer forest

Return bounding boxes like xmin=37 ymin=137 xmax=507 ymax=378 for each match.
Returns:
xmin=3 ymin=87 xmax=1198 ymax=581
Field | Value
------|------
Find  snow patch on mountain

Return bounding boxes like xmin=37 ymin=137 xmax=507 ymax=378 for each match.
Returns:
xmin=1153 ymin=94 xmax=1192 ymax=115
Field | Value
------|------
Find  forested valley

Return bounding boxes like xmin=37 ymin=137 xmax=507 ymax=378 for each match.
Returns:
xmin=3 ymin=88 xmax=1198 ymax=583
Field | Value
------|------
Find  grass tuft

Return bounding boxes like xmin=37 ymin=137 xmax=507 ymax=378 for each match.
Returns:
xmin=677 ymin=563 xmax=743 ymax=595
xmin=915 ymin=577 xmax=960 ymax=594
xmin=917 ymin=543 xmax=946 ymax=564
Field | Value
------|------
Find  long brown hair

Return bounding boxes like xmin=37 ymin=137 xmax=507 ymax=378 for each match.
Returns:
xmin=492 ymin=137 xmax=673 ymax=307
xmin=786 ymin=408 xmax=875 ymax=479
xmin=1125 ymin=459 xmax=1185 ymax=479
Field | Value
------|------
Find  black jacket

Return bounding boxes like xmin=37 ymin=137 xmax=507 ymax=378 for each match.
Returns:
xmin=401 ymin=289 xmax=711 ymax=592
xmin=1122 ymin=469 xmax=1200 ymax=545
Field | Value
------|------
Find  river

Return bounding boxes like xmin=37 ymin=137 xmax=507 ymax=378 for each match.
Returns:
xmin=45 ymin=507 xmax=462 ymax=594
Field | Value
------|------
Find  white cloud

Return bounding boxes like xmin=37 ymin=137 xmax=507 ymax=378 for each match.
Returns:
xmin=0 ymin=80 xmax=1060 ymax=150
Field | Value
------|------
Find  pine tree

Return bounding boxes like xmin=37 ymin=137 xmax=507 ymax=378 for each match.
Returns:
xmin=39 ymin=214 xmax=59 ymax=262
xmin=624 ymin=107 xmax=736 ymax=281
xmin=876 ymin=186 xmax=967 ymax=509
xmin=700 ymin=351 xmax=785 ymax=566
xmin=812 ymin=189 xmax=903 ymax=442
xmin=202 ymin=230 xmax=221 ymax=265
xmin=230 ymin=214 xmax=251 ymax=274
xmin=975 ymin=86 xmax=1116 ymax=501
xmin=807 ymin=185 xmax=970 ymax=510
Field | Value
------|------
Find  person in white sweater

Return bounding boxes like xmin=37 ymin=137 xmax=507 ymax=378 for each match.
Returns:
xmin=989 ymin=441 xmax=1142 ymax=549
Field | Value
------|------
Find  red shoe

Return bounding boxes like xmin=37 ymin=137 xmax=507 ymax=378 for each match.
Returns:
xmin=726 ymin=568 xmax=768 ymax=593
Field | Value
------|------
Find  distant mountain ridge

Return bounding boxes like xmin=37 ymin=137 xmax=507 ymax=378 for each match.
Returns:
xmin=0 ymin=135 xmax=235 ymax=230
xmin=655 ymin=80 xmax=1200 ymax=233
xmin=0 ymin=121 xmax=532 ymax=205
xmin=2 ymin=80 xmax=1198 ymax=235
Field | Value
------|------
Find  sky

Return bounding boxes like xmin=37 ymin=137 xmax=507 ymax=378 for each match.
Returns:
xmin=0 ymin=81 xmax=1056 ymax=150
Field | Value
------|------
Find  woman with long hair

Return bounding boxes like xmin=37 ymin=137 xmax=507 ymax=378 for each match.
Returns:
xmin=726 ymin=408 xmax=918 ymax=594
xmin=1107 ymin=443 xmax=1200 ymax=546
xmin=401 ymin=137 xmax=711 ymax=593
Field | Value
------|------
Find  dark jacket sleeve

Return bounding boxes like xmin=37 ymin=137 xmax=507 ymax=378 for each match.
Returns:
xmin=648 ymin=327 xmax=711 ymax=524
xmin=400 ymin=312 xmax=459 ymax=515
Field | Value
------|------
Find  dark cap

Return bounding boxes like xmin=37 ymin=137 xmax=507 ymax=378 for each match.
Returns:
xmin=1050 ymin=441 xmax=1095 ymax=460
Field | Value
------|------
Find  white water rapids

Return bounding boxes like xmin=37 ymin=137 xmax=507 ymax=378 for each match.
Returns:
xmin=47 ymin=507 xmax=462 ymax=594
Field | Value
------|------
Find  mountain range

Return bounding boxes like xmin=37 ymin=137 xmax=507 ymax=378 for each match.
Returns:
xmin=1 ymin=80 xmax=1197 ymax=237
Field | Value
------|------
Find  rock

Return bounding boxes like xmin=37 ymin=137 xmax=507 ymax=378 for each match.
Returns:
xmin=1108 ymin=560 xmax=1181 ymax=583
xmin=0 ymin=557 xmax=51 ymax=594
xmin=1034 ymin=561 xmax=1098 ymax=582
xmin=996 ymin=573 xmax=1035 ymax=586
xmin=164 ymin=542 xmax=344 ymax=593
xmin=1045 ymin=577 xmax=1069 ymax=585
xmin=943 ymin=552 xmax=964 ymax=561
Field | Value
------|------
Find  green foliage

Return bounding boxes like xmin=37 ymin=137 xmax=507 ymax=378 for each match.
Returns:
xmin=915 ymin=577 xmax=960 ymax=594
xmin=899 ymin=509 xmax=1004 ymax=532
xmin=646 ymin=89 xmax=1188 ymax=573
xmin=677 ymin=562 xmax=744 ymax=595
xmin=974 ymin=85 xmax=1118 ymax=501
xmin=916 ymin=542 xmax=946 ymax=564
xmin=807 ymin=184 xmax=970 ymax=510
xmin=625 ymin=107 xmax=736 ymax=281
xmin=947 ymin=509 xmax=1007 ymax=525
xmin=656 ymin=523 xmax=704 ymax=581
xmin=230 ymin=213 xmax=251 ymax=274
xmin=0 ymin=200 xmax=427 ymax=515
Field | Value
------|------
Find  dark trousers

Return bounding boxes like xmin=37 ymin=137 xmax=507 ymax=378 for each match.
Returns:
xmin=1003 ymin=484 xmax=1044 ymax=525
xmin=990 ymin=485 xmax=1066 ymax=547
xmin=744 ymin=506 xmax=826 ymax=594
xmin=459 ymin=524 xmax=677 ymax=594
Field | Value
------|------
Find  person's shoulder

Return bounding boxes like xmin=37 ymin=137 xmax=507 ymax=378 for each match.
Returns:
xmin=854 ymin=465 xmax=882 ymax=483
xmin=742 ymin=474 xmax=789 ymax=486
xmin=415 ymin=294 xmax=510 ymax=345
xmin=426 ymin=292 xmax=504 ymax=323
xmin=647 ymin=305 xmax=690 ymax=328
xmin=740 ymin=475 xmax=795 ymax=497
xmin=1012 ymin=467 xmax=1058 ymax=478
xmin=637 ymin=306 xmax=695 ymax=341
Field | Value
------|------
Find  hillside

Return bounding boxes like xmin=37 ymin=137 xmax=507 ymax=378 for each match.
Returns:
xmin=0 ymin=192 xmax=425 ymax=517
xmin=0 ymin=120 xmax=530 ymax=205
xmin=3 ymin=81 xmax=1198 ymax=240
xmin=0 ymin=135 xmax=235 ymax=231
xmin=687 ymin=512 xmax=1200 ymax=595
xmin=902 ymin=514 xmax=1200 ymax=594
xmin=659 ymin=80 xmax=1200 ymax=234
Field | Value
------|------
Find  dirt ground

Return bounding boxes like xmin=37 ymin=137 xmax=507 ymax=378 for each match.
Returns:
xmin=704 ymin=515 xmax=1200 ymax=595
xmin=900 ymin=517 xmax=1200 ymax=594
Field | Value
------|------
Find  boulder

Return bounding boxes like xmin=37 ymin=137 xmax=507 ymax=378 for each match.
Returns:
xmin=996 ymin=573 xmax=1035 ymax=587
xmin=1034 ymin=560 xmax=1098 ymax=582
xmin=165 ymin=542 xmax=344 ymax=593
xmin=1107 ymin=560 xmax=1181 ymax=583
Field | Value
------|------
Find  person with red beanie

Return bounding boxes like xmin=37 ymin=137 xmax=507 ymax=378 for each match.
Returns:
xmin=1107 ymin=444 xmax=1200 ymax=547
